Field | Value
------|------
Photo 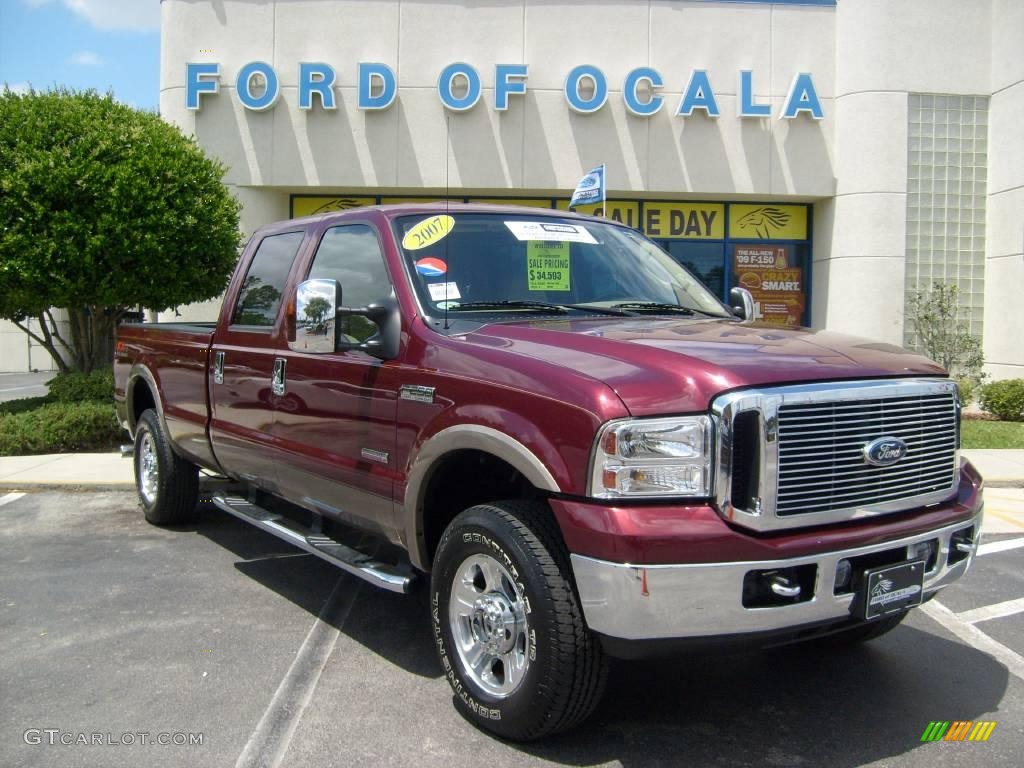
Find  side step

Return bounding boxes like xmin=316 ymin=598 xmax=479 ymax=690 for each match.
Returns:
xmin=211 ymin=494 xmax=418 ymax=594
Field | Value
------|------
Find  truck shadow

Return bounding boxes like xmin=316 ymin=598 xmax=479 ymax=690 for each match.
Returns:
xmin=192 ymin=508 xmax=1008 ymax=767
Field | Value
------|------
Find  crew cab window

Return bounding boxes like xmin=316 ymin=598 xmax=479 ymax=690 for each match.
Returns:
xmin=232 ymin=231 xmax=305 ymax=326
xmin=307 ymin=225 xmax=391 ymax=343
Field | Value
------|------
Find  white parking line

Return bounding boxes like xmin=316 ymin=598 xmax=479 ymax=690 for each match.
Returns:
xmin=957 ymin=597 xmax=1024 ymax=625
xmin=977 ymin=537 xmax=1024 ymax=557
xmin=0 ymin=492 xmax=26 ymax=508
xmin=921 ymin=600 xmax=1024 ymax=682
xmin=235 ymin=576 xmax=361 ymax=768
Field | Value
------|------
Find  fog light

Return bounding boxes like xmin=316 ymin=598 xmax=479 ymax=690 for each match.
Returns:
xmin=908 ymin=539 xmax=939 ymax=571
xmin=835 ymin=559 xmax=853 ymax=593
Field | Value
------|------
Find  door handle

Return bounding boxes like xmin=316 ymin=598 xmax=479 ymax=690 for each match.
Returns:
xmin=213 ymin=351 xmax=225 ymax=384
xmin=272 ymin=358 xmax=287 ymax=396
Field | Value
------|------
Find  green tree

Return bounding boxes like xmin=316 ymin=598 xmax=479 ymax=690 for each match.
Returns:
xmin=0 ymin=88 xmax=241 ymax=372
xmin=905 ymin=282 xmax=985 ymax=385
xmin=303 ymin=296 xmax=331 ymax=328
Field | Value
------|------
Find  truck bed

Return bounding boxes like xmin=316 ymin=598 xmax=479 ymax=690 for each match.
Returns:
xmin=115 ymin=322 xmax=218 ymax=470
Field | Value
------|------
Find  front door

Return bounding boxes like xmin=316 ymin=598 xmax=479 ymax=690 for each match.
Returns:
xmin=271 ymin=223 xmax=401 ymax=539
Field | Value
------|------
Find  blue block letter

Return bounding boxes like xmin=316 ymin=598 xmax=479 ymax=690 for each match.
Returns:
xmin=438 ymin=62 xmax=482 ymax=111
xmin=782 ymin=73 xmax=823 ymax=119
xmin=624 ymin=67 xmax=664 ymax=116
xmin=495 ymin=64 xmax=528 ymax=111
xmin=677 ymin=70 xmax=719 ymax=117
xmin=564 ymin=65 xmax=608 ymax=114
xmin=237 ymin=61 xmax=280 ymax=111
xmin=738 ymin=70 xmax=771 ymax=118
xmin=299 ymin=62 xmax=336 ymax=110
xmin=357 ymin=63 xmax=397 ymax=110
xmin=186 ymin=62 xmax=220 ymax=110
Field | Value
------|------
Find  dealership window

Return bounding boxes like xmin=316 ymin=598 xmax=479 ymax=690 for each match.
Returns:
xmin=905 ymin=94 xmax=987 ymax=347
xmin=290 ymin=195 xmax=812 ymax=326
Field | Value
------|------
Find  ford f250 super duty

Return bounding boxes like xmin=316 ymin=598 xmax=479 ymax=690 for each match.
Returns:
xmin=114 ymin=203 xmax=982 ymax=740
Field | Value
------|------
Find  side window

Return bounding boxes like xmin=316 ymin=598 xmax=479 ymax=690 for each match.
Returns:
xmin=308 ymin=225 xmax=391 ymax=343
xmin=231 ymin=231 xmax=305 ymax=327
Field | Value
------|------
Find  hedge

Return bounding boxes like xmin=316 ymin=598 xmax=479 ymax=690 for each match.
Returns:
xmin=0 ymin=400 xmax=122 ymax=456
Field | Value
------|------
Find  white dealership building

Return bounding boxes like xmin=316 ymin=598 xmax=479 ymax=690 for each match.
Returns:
xmin=1 ymin=0 xmax=1021 ymax=379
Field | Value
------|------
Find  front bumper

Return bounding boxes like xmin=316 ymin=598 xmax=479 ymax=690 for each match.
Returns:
xmin=571 ymin=510 xmax=981 ymax=641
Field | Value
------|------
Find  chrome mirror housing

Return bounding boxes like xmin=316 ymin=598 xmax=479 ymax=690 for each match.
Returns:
xmin=730 ymin=286 xmax=756 ymax=322
xmin=290 ymin=278 xmax=339 ymax=353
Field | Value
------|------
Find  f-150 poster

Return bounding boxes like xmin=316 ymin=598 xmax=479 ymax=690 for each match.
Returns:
xmin=732 ymin=245 xmax=805 ymax=327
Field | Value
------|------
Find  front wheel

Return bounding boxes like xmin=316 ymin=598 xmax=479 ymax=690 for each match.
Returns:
xmin=431 ymin=500 xmax=607 ymax=741
xmin=133 ymin=409 xmax=200 ymax=525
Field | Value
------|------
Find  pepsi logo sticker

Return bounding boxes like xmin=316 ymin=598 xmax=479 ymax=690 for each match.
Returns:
xmin=415 ymin=257 xmax=448 ymax=277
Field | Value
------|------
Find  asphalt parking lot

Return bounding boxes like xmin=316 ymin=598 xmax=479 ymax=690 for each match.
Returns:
xmin=2 ymin=489 xmax=1022 ymax=768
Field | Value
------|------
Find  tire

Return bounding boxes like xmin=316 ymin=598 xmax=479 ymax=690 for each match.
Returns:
xmin=815 ymin=610 xmax=908 ymax=648
xmin=431 ymin=500 xmax=608 ymax=741
xmin=133 ymin=408 xmax=200 ymax=525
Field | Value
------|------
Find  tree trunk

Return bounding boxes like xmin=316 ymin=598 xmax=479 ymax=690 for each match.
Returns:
xmin=11 ymin=306 xmax=121 ymax=373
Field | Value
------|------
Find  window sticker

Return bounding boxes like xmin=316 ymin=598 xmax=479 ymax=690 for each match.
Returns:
xmin=504 ymin=220 xmax=597 ymax=244
xmin=427 ymin=282 xmax=462 ymax=302
xmin=402 ymin=215 xmax=455 ymax=250
xmin=414 ymin=257 xmax=448 ymax=277
xmin=527 ymin=241 xmax=571 ymax=292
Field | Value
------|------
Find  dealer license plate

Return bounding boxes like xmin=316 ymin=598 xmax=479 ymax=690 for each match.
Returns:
xmin=861 ymin=560 xmax=926 ymax=620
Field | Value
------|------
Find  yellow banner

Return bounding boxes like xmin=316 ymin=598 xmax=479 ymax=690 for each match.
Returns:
xmin=380 ymin=196 xmax=463 ymax=205
xmin=729 ymin=204 xmax=807 ymax=240
xmin=555 ymin=200 xmax=642 ymax=230
xmin=641 ymin=202 xmax=724 ymax=239
xmin=291 ymin=196 xmax=375 ymax=218
xmin=468 ymin=197 xmax=552 ymax=208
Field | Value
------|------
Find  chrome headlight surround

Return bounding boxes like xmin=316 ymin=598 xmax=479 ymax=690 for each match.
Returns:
xmin=588 ymin=416 xmax=714 ymax=499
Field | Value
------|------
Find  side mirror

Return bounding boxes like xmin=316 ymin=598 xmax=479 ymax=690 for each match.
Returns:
xmin=730 ymin=286 xmax=755 ymax=322
xmin=290 ymin=279 xmax=400 ymax=360
xmin=290 ymin=279 xmax=339 ymax=353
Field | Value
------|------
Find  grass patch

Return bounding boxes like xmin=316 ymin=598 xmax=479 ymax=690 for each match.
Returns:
xmin=961 ymin=419 xmax=1024 ymax=449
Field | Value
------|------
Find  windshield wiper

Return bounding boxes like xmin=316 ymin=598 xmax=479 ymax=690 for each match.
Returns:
xmin=449 ymin=301 xmax=633 ymax=317
xmin=611 ymin=302 xmax=725 ymax=318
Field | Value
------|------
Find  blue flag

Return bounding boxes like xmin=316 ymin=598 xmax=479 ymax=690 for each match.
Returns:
xmin=569 ymin=164 xmax=606 ymax=209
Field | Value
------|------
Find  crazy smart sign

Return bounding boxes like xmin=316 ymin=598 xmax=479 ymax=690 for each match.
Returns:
xmin=185 ymin=62 xmax=824 ymax=119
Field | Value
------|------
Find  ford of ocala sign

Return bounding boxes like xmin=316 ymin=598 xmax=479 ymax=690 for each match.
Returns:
xmin=185 ymin=62 xmax=824 ymax=120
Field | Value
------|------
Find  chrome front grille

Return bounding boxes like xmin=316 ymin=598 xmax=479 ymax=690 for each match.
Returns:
xmin=712 ymin=379 xmax=960 ymax=532
xmin=775 ymin=393 xmax=958 ymax=516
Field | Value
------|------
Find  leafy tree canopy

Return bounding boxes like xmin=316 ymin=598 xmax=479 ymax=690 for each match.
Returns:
xmin=0 ymin=87 xmax=241 ymax=370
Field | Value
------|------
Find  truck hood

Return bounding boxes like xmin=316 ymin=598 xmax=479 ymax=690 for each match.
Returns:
xmin=468 ymin=317 xmax=946 ymax=416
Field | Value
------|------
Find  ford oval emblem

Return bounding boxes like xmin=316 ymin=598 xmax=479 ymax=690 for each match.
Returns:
xmin=863 ymin=437 xmax=908 ymax=467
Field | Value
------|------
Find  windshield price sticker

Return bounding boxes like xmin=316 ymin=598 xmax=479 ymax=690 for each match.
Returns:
xmin=403 ymin=215 xmax=455 ymax=251
xmin=505 ymin=221 xmax=597 ymax=244
xmin=527 ymin=241 xmax=571 ymax=291
xmin=427 ymin=281 xmax=462 ymax=302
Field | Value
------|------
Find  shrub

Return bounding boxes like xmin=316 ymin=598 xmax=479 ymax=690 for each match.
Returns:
xmin=46 ymin=368 xmax=114 ymax=403
xmin=0 ymin=401 xmax=122 ymax=456
xmin=905 ymin=283 xmax=985 ymax=386
xmin=979 ymin=379 xmax=1024 ymax=421
xmin=956 ymin=377 xmax=976 ymax=407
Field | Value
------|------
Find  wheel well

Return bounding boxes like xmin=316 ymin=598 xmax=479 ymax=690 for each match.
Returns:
xmin=422 ymin=449 xmax=544 ymax=568
xmin=130 ymin=378 xmax=156 ymax=432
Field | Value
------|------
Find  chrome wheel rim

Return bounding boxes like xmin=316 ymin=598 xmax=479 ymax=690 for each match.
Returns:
xmin=138 ymin=433 xmax=158 ymax=505
xmin=449 ymin=553 xmax=530 ymax=699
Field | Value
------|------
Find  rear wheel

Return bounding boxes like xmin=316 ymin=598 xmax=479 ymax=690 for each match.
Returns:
xmin=133 ymin=409 xmax=199 ymax=525
xmin=431 ymin=500 xmax=607 ymax=741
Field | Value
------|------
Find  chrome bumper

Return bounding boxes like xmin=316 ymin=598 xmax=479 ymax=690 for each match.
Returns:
xmin=571 ymin=511 xmax=981 ymax=640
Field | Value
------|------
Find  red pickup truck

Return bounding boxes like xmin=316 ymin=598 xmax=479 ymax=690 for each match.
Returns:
xmin=114 ymin=203 xmax=982 ymax=740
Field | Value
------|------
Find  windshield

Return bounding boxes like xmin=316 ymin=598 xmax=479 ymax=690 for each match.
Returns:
xmin=394 ymin=212 xmax=730 ymax=318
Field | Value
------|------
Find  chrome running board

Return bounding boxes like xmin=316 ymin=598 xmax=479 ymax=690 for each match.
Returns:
xmin=211 ymin=493 xmax=417 ymax=593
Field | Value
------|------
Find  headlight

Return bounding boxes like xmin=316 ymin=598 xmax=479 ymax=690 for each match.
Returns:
xmin=589 ymin=416 xmax=713 ymax=498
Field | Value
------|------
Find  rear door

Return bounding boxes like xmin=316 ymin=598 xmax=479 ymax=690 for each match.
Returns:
xmin=271 ymin=222 xmax=402 ymax=539
xmin=209 ymin=229 xmax=307 ymax=491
